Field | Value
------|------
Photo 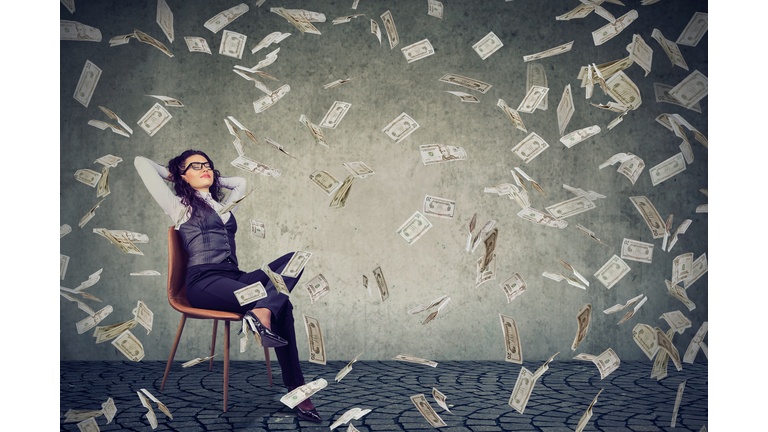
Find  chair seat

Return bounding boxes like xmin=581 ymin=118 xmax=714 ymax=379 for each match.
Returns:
xmin=168 ymin=295 xmax=243 ymax=321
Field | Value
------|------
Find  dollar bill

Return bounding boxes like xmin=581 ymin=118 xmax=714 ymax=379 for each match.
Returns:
xmin=653 ymin=83 xmax=701 ymax=112
xmin=282 ymin=251 xmax=312 ymax=278
xmin=130 ymin=270 xmax=160 ymax=276
xmin=423 ymin=195 xmax=455 ymax=219
xmin=632 ymin=323 xmax=659 ymax=360
xmin=556 ymin=3 xmax=595 ymax=20
xmin=432 ymin=388 xmax=450 ymax=412
xmin=655 ymin=327 xmax=682 ymax=371
xmin=323 ymin=76 xmax=357 ymax=90
xmin=667 ymin=219 xmax=692 ymax=252
xmin=599 ymin=152 xmax=644 ymax=185
xmin=300 ymin=114 xmax=329 ymax=147
xmin=335 ymin=352 xmax=363 ymax=382
xmin=649 ymin=152 xmax=686 ymax=186
xmin=61 ymin=224 xmax=72 ymax=239
xmin=76 ymin=417 xmax=99 ymax=431
xmin=668 ymin=70 xmax=708 ymax=109
xmin=411 ymin=394 xmax=447 ymax=427
xmin=574 ymin=224 xmax=607 ymax=246
xmin=235 ymin=47 xmax=280 ymax=73
xmin=96 ymin=166 xmax=110 ymax=198
xmin=498 ymin=314 xmax=522 ymax=364
xmin=343 ymin=161 xmax=375 ymax=178
xmin=248 ymin=219 xmax=265 ymax=238
xmin=329 ymin=175 xmax=355 ymax=209
xmin=420 ymin=144 xmax=467 ymax=165
xmin=620 ymin=238 xmax=654 ymax=263
xmin=156 ymin=0 xmax=174 ymax=43
xmin=233 ymin=281 xmax=267 ymax=306
xmin=402 ymin=39 xmax=435 ymax=63
xmin=605 ymin=71 xmax=642 ymax=110
xmin=74 ymin=60 xmax=102 ymax=107
xmin=628 ymin=34 xmax=652 ymax=76
xmin=79 ymin=199 xmax=105 ymax=228
xmin=362 ymin=275 xmax=371 ymax=297
xmin=651 ymin=29 xmax=687 ymax=70
xmin=230 ymin=155 xmax=281 ymax=177
xmin=526 ymin=63 xmax=548 ymax=110
xmin=517 ymin=207 xmax=568 ymax=229
xmin=111 ymin=329 xmax=145 ymax=362
xmin=137 ymin=103 xmax=172 ymax=137
xmin=421 ymin=296 xmax=451 ymax=325
xmin=371 ymin=19 xmax=382 ymax=45
xmin=574 ymin=348 xmax=620 ymax=379
xmin=629 ymin=196 xmax=665 ymax=239
xmin=220 ymin=30 xmax=247 ymax=59
xmin=397 ymin=211 xmax=433 ymax=245
xmin=497 ymin=99 xmax=526 ymax=132
xmin=280 ymin=378 xmax=327 ymax=408
xmin=676 ymin=12 xmax=708 ymax=47
xmin=184 ymin=36 xmax=211 ymax=53
xmin=310 ymin=170 xmax=342 ymax=196
xmin=204 ymin=3 xmax=249 ymax=33
xmin=670 ymin=380 xmax=686 ymax=427
xmin=88 ymin=119 xmax=128 ymax=137
xmin=497 ymin=274 xmax=525 ymax=304
xmin=439 ymin=73 xmax=492 ymax=94
xmin=428 ymin=0 xmax=443 ymax=19
xmin=332 ymin=14 xmax=365 ymax=25
xmin=511 ymin=132 xmax=549 ymax=163
xmin=304 ymin=274 xmax=331 ymax=304
xmin=666 ymin=280 xmax=695 ymax=311
xmin=380 ymin=10 xmax=399 ymax=49
xmin=545 ymin=196 xmax=596 ymax=219
xmin=684 ymin=253 xmax=707 ymax=289
xmin=671 ymin=252 xmax=694 ymax=286
xmin=592 ymin=9 xmax=637 ymax=45
xmin=475 ymin=254 xmax=496 ymax=289
xmin=76 ymin=305 xmax=113 ymax=334
xmin=94 ymin=154 xmax=122 ymax=167
xmin=444 ymin=90 xmax=479 ymax=103
xmin=373 ymin=266 xmax=389 ymax=302
xmin=253 ymin=84 xmax=290 ymax=113
xmin=660 ymin=310 xmax=692 ymax=334
xmin=383 ymin=112 xmax=420 ymax=143
xmin=251 ymin=31 xmax=290 ymax=54
xmin=264 ymin=137 xmax=296 ymax=159
xmin=523 ymin=41 xmax=574 ymax=62
xmin=571 ymin=304 xmax=592 ymax=350
xmin=93 ymin=228 xmax=144 ymax=255
xmin=319 ymin=101 xmax=352 ymax=129
xmin=261 ymin=263 xmax=290 ymax=295
xmin=330 ymin=408 xmax=365 ymax=430
xmin=133 ymin=28 xmax=174 ymax=57
xmin=131 ymin=300 xmax=153 ymax=334
xmin=508 ymin=367 xmax=535 ymax=414
xmin=695 ymin=204 xmax=707 ymax=213
xmin=604 ymin=294 xmax=645 ymax=316
xmin=303 ymin=315 xmax=326 ymax=365
xmin=480 ymin=227 xmax=498 ymax=271
xmin=517 ymin=85 xmax=549 ymax=114
xmin=575 ymin=389 xmax=603 ymax=432
xmin=61 ymin=20 xmax=102 ymax=42
xmin=182 ymin=354 xmax=216 ymax=368
xmin=683 ymin=322 xmax=707 ymax=363
xmin=560 ymin=125 xmax=599 ymax=148
xmin=271 ymin=8 xmax=321 ymax=35
xmin=473 ymin=31 xmax=503 ymax=60
xmin=61 ymin=0 xmax=75 ymax=14
xmin=109 ymin=33 xmax=136 ymax=46
xmin=557 ymin=84 xmax=574 ymax=135
xmin=471 ymin=220 xmax=496 ymax=252
xmin=393 ymin=354 xmax=437 ymax=367
xmin=594 ymin=255 xmax=630 ymax=289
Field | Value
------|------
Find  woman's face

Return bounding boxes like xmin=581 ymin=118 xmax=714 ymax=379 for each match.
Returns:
xmin=180 ymin=154 xmax=214 ymax=193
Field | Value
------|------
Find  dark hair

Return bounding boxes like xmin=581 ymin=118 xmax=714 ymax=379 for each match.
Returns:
xmin=167 ymin=150 xmax=224 ymax=217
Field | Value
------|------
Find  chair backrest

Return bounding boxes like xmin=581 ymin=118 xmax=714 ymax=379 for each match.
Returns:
xmin=167 ymin=226 xmax=192 ymax=311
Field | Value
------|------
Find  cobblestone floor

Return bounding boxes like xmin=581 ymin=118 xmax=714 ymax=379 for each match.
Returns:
xmin=60 ymin=360 xmax=707 ymax=432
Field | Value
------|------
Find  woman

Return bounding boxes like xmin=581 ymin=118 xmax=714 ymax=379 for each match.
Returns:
xmin=134 ymin=150 xmax=321 ymax=422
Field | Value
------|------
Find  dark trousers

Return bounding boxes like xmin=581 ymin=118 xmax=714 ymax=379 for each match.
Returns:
xmin=185 ymin=252 xmax=307 ymax=388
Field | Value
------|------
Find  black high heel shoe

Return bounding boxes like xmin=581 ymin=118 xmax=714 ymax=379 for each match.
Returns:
xmin=295 ymin=405 xmax=322 ymax=422
xmin=243 ymin=310 xmax=288 ymax=347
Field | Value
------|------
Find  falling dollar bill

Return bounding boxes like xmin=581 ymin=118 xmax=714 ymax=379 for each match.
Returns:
xmin=660 ymin=310 xmax=692 ymax=334
xmin=684 ymin=253 xmax=707 ymax=289
xmin=575 ymin=389 xmax=603 ymax=432
xmin=560 ymin=125 xmax=600 ymax=148
xmin=233 ymin=281 xmax=267 ymax=306
xmin=655 ymin=326 xmax=683 ymax=371
xmin=683 ymin=322 xmax=707 ymax=363
xmin=517 ymin=207 xmax=568 ymax=229
xmin=432 ymin=388 xmax=450 ymax=412
xmin=304 ymin=274 xmax=331 ymax=304
xmin=61 ymin=20 xmax=102 ymax=42
xmin=335 ymin=352 xmax=363 ymax=382
xmin=303 ymin=315 xmax=326 ymax=365
xmin=592 ymin=10 xmax=637 ymax=46
xmin=423 ymin=195 xmax=455 ymax=219
xmin=383 ymin=112 xmax=420 ymax=143
xmin=508 ymin=367 xmax=535 ymax=414
xmin=676 ymin=12 xmax=708 ymax=47
xmin=420 ymin=144 xmax=467 ymax=165
xmin=300 ymin=114 xmax=330 ymax=147
xmin=629 ymin=196 xmax=666 ymax=239
xmin=254 ymin=84 xmax=290 ymax=113
xmin=517 ymin=85 xmax=549 ymax=114
xmin=670 ymin=380 xmax=686 ymax=427
xmin=111 ymin=329 xmax=145 ymax=362
xmin=571 ymin=304 xmax=592 ymax=350
xmin=204 ymin=3 xmax=249 ymax=33
xmin=282 ymin=251 xmax=312 ymax=278
xmin=573 ymin=348 xmax=620 ymax=379
xmin=668 ymin=69 xmax=708 ymax=110
xmin=497 ymin=99 xmax=526 ymax=132
xmin=401 ymin=39 xmax=435 ymax=63
xmin=594 ymin=255 xmax=631 ymax=289
xmin=280 ymin=378 xmax=327 ymax=408
xmin=184 ymin=36 xmax=211 ymax=53
xmin=473 ymin=31 xmax=503 ymax=60
xmin=523 ymin=41 xmax=574 ymax=62
xmin=632 ymin=323 xmax=659 ymax=360
xmin=511 ymin=132 xmax=549 ymax=163
xmin=371 ymin=19 xmax=382 ymax=45
xmin=499 ymin=273 xmax=526 ymax=304
xmin=396 ymin=211 xmax=433 ymax=245
xmin=73 ymin=60 xmax=101 ymax=107
xmin=439 ymin=73 xmax=492 ymax=94
xmin=411 ymin=394 xmax=447 ymax=427
xmin=319 ymin=101 xmax=352 ymax=129
xmin=380 ymin=10 xmax=399 ymax=49
xmin=621 ymin=239 xmax=654 ymax=263
xmin=182 ymin=354 xmax=216 ymax=368
xmin=373 ymin=266 xmax=389 ymax=302
xmin=343 ymin=161 xmax=375 ymax=178
xmin=499 ymin=314 xmax=522 ymax=364
xmin=231 ymin=155 xmax=281 ymax=177
xmin=394 ymin=354 xmax=437 ymax=367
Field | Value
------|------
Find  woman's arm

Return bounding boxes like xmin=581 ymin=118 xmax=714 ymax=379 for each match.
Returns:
xmin=219 ymin=176 xmax=247 ymax=213
xmin=134 ymin=156 xmax=185 ymax=222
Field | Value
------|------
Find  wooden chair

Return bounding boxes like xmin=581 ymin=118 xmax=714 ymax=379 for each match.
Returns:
xmin=160 ymin=226 xmax=273 ymax=412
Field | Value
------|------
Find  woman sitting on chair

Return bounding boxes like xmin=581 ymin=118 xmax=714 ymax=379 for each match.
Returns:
xmin=135 ymin=150 xmax=321 ymax=423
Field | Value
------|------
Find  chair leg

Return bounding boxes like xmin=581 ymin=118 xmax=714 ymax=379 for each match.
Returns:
xmin=161 ymin=314 xmax=187 ymax=391
xmin=210 ymin=319 xmax=218 ymax=371
xmin=223 ymin=320 xmax=230 ymax=413
xmin=264 ymin=347 xmax=273 ymax=387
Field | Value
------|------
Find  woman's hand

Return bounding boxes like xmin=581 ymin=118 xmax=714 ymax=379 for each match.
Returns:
xmin=166 ymin=173 xmax=173 ymax=182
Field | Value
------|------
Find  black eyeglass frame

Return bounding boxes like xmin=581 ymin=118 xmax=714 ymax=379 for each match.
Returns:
xmin=182 ymin=161 xmax=213 ymax=174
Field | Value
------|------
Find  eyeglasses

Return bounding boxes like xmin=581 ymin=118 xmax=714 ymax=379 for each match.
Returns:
xmin=182 ymin=162 xmax=212 ymax=174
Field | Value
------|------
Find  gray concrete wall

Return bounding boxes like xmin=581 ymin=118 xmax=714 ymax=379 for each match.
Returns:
xmin=60 ymin=0 xmax=708 ymax=363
